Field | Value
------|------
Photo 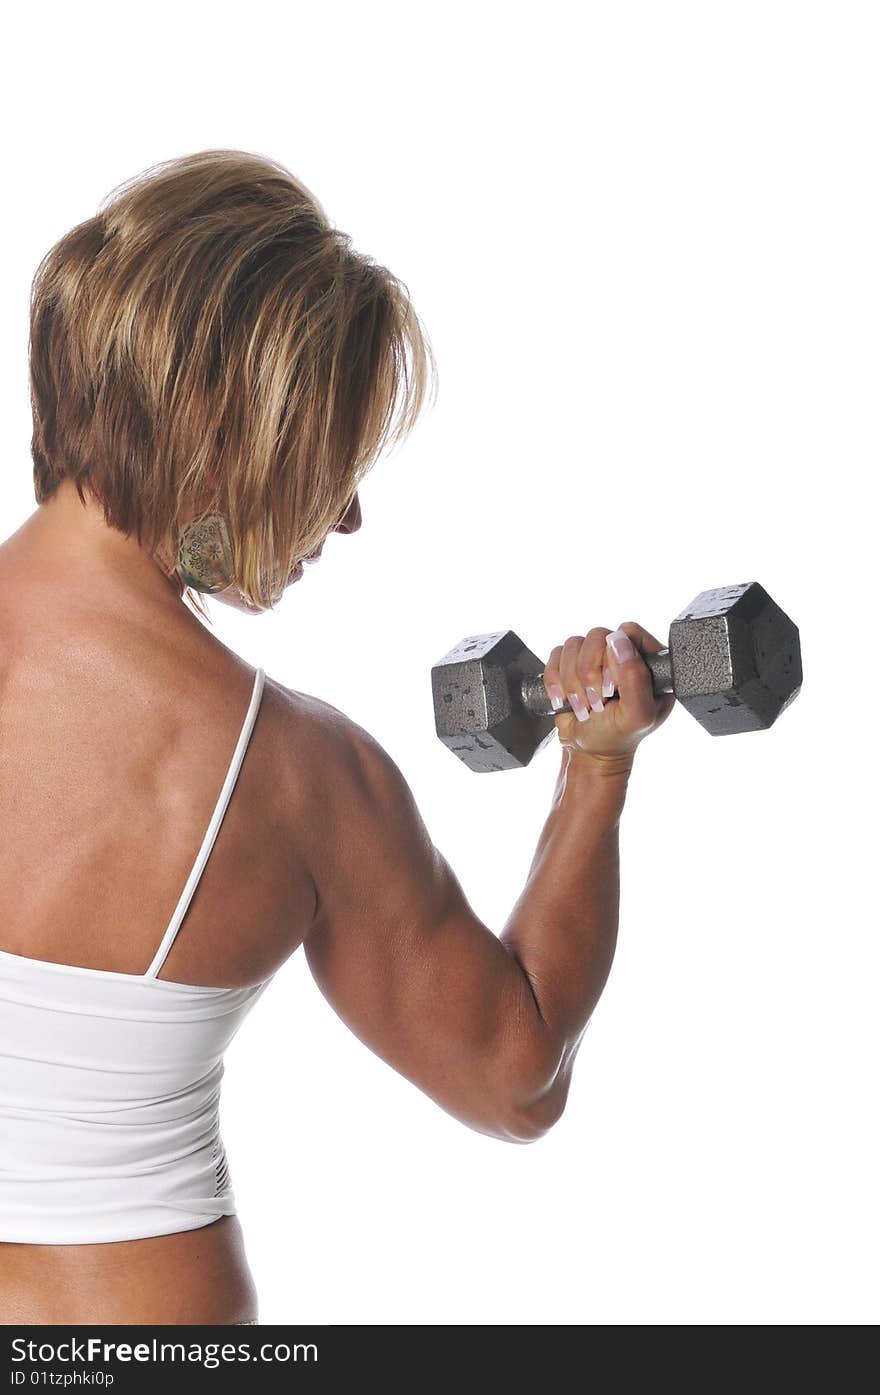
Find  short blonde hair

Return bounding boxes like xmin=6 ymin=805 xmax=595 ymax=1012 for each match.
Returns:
xmin=28 ymin=148 xmax=437 ymax=612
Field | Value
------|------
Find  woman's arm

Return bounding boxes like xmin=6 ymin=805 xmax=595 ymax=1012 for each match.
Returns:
xmin=299 ymin=621 xmax=672 ymax=1143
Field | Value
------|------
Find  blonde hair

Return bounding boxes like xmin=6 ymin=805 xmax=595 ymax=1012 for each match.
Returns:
xmin=28 ymin=149 xmax=437 ymax=614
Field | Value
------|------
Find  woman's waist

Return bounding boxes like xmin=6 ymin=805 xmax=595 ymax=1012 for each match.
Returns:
xmin=0 ymin=1214 xmax=258 ymax=1324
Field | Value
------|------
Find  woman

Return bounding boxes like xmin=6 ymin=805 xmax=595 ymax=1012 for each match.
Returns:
xmin=0 ymin=149 xmax=673 ymax=1325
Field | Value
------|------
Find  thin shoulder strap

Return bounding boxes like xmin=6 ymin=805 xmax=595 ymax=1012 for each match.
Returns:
xmin=144 ymin=667 xmax=266 ymax=979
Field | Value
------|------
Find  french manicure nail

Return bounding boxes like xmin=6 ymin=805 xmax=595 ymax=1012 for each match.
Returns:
xmin=602 ymin=668 xmax=615 ymax=699
xmin=607 ymin=629 xmax=636 ymax=663
xmin=586 ymin=686 xmax=605 ymax=714
xmin=568 ymin=691 xmax=590 ymax=722
xmin=547 ymin=682 xmax=565 ymax=712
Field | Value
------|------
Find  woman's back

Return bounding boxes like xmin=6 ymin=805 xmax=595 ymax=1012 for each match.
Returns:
xmin=0 ymin=539 xmax=316 ymax=1322
xmin=0 ymin=466 xmax=659 ymax=1327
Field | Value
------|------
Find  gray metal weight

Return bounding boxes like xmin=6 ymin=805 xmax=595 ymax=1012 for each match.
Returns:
xmin=431 ymin=582 xmax=802 ymax=773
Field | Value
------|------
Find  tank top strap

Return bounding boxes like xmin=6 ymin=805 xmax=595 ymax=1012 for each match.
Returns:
xmin=143 ymin=667 xmax=266 ymax=980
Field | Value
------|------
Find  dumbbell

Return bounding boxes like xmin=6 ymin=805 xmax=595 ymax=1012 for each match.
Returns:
xmin=431 ymin=581 xmax=802 ymax=773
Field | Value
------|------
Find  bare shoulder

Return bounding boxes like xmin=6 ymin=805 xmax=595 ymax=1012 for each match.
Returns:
xmin=265 ymin=675 xmax=423 ymax=876
xmin=265 ymin=675 xmax=404 ymax=806
xmin=269 ymin=675 xmax=407 ymax=786
xmin=267 ymin=674 xmax=379 ymax=762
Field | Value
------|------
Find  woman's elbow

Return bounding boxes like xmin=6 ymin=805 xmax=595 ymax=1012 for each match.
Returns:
xmin=490 ymin=1060 xmax=573 ymax=1144
xmin=441 ymin=1026 xmax=575 ymax=1143
xmin=502 ymin=1088 xmax=569 ymax=1144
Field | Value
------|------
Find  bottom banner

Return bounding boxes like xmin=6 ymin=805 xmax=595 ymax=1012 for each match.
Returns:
xmin=4 ymin=1325 xmax=560 ymax=1391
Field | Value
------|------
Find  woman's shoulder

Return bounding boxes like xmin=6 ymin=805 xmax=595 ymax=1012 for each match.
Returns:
xmin=266 ymin=673 xmax=374 ymax=753
xmin=264 ymin=674 xmax=405 ymax=824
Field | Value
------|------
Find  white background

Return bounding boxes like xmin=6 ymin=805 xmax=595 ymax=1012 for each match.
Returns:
xmin=2 ymin=1 xmax=877 ymax=1325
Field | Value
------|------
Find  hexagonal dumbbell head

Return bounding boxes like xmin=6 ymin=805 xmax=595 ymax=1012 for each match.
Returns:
xmin=431 ymin=630 xmax=558 ymax=773
xmin=668 ymin=582 xmax=802 ymax=736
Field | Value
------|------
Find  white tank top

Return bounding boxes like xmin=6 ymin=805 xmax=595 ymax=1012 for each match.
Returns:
xmin=0 ymin=666 xmax=272 ymax=1244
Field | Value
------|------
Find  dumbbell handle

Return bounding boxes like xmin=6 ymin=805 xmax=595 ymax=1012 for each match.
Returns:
xmin=519 ymin=647 xmax=674 ymax=718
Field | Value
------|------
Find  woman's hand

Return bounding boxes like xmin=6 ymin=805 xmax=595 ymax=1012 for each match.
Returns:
xmin=543 ymin=623 xmax=676 ymax=772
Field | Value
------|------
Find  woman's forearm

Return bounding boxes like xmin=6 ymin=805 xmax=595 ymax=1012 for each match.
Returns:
xmin=499 ymin=747 xmax=632 ymax=1124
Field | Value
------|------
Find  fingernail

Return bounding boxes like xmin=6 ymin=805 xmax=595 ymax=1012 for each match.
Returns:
xmin=547 ymin=682 xmax=565 ymax=712
xmin=568 ymin=691 xmax=591 ymax=722
xmin=586 ymin=686 xmax=605 ymax=714
xmin=607 ymin=629 xmax=636 ymax=663
xmin=602 ymin=668 xmax=615 ymax=699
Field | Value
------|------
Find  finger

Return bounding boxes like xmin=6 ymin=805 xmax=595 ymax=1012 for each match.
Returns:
xmin=604 ymin=622 xmax=660 ymax=730
xmin=559 ymin=628 xmax=611 ymax=723
xmin=542 ymin=644 xmax=566 ymax=713
xmin=611 ymin=620 xmax=667 ymax=655
xmin=574 ymin=627 xmax=615 ymax=713
xmin=557 ymin=636 xmax=589 ymax=723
